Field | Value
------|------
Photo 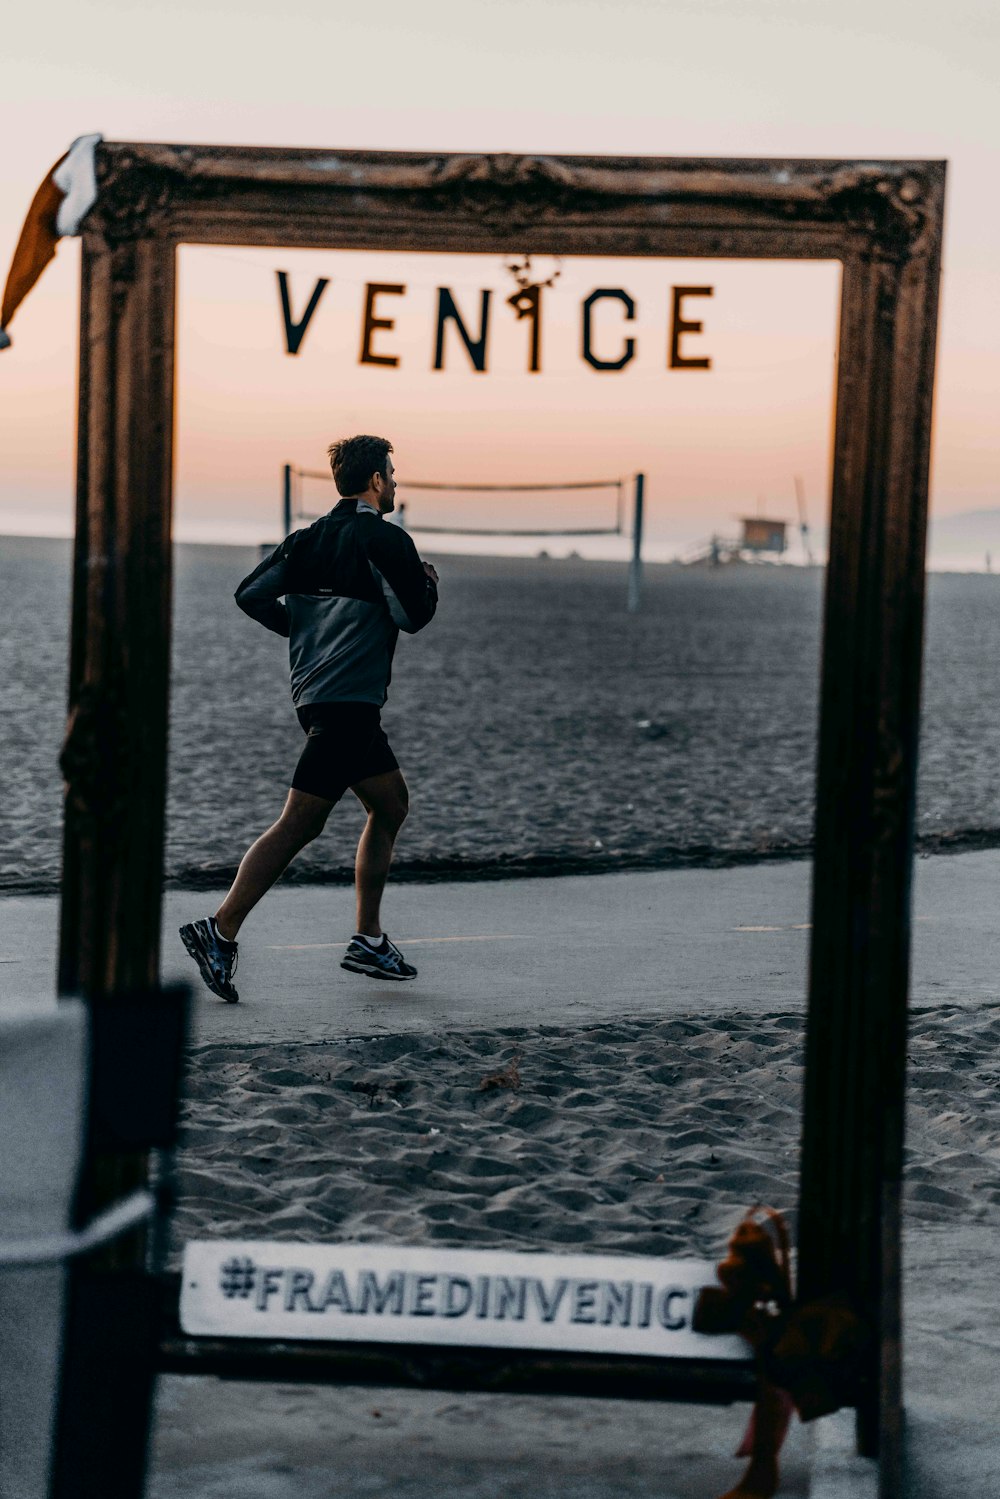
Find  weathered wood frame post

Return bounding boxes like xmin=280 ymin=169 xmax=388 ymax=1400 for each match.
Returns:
xmin=60 ymin=145 xmax=944 ymax=1495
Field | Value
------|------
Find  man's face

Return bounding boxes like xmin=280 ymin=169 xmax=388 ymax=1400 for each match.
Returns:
xmin=375 ymin=455 xmax=397 ymax=514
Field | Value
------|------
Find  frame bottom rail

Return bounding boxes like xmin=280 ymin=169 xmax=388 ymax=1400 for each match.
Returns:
xmin=158 ymin=1332 xmax=757 ymax=1404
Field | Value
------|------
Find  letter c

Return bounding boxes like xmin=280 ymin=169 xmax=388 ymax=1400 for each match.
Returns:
xmin=657 ymin=1287 xmax=688 ymax=1332
xmin=582 ymin=289 xmax=636 ymax=371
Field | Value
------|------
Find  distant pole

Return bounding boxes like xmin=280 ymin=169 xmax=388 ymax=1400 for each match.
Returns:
xmin=282 ymin=463 xmax=293 ymax=536
xmin=627 ymin=472 xmax=645 ymax=613
xmin=795 ymin=474 xmax=814 ymax=565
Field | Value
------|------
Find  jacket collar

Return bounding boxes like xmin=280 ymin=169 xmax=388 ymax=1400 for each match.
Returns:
xmin=335 ymin=496 xmax=380 ymax=518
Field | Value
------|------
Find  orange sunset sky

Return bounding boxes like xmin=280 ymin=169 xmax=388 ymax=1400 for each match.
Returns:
xmin=1 ymin=0 xmax=996 ymax=563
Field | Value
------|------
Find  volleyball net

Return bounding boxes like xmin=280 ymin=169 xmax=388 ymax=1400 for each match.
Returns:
xmin=283 ymin=464 xmax=629 ymax=539
xmin=280 ymin=463 xmax=647 ymax=610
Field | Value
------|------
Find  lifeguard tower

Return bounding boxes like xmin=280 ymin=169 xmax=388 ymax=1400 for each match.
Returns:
xmin=740 ymin=516 xmax=788 ymax=555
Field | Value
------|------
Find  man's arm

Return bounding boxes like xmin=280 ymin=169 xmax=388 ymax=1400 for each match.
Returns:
xmin=234 ymin=537 xmax=294 ymax=637
xmin=364 ymin=522 xmax=438 ymax=634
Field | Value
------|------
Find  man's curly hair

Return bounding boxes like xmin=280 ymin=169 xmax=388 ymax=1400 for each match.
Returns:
xmin=327 ymin=435 xmax=393 ymax=497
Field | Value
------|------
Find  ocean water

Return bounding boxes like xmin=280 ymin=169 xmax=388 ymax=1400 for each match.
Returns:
xmin=3 ymin=535 xmax=1000 ymax=893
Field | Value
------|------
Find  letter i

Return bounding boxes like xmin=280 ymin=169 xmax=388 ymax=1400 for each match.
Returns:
xmin=637 ymin=1284 xmax=653 ymax=1329
xmin=475 ymin=1276 xmax=491 ymax=1319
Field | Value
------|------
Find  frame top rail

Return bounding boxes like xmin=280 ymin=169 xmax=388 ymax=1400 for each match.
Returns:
xmin=87 ymin=142 xmax=945 ymax=261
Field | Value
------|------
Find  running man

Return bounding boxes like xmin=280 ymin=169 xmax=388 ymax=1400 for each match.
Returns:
xmin=179 ymin=435 xmax=438 ymax=1000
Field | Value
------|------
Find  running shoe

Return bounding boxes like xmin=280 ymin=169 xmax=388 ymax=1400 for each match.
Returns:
xmin=179 ymin=917 xmax=240 ymax=1002
xmin=341 ymin=933 xmax=417 ymax=981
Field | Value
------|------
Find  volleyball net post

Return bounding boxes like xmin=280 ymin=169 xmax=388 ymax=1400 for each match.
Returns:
xmin=282 ymin=463 xmax=293 ymax=538
xmin=282 ymin=465 xmax=646 ymax=611
xmin=627 ymin=473 xmax=645 ymax=615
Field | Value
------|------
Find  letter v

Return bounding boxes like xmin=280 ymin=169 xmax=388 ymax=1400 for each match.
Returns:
xmin=277 ymin=271 xmax=329 ymax=356
xmin=532 ymin=1278 xmax=568 ymax=1323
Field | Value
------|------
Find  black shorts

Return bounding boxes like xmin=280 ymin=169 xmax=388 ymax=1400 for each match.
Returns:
xmin=291 ymin=702 xmax=399 ymax=804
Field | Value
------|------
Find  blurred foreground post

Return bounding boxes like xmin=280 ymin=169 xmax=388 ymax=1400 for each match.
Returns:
xmin=0 ymin=1004 xmax=87 ymax=1499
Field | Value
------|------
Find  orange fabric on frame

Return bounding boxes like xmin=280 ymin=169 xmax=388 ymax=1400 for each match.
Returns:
xmin=0 ymin=154 xmax=68 ymax=336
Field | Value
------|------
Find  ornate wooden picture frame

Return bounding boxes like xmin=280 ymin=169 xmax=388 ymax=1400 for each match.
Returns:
xmin=58 ymin=144 xmax=945 ymax=1487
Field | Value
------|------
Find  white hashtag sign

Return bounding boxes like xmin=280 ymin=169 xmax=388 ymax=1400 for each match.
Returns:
xmin=181 ymin=1241 xmax=749 ymax=1361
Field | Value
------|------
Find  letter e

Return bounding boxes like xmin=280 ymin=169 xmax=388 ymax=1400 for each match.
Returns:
xmin=360 ymin=283 xmax=405 ymax=367
xmin=670 ymin=286 xmax=713 ymax=369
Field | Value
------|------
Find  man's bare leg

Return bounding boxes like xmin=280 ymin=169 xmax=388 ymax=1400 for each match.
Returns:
xmin=214 ymin=788 xmax=334 ymax=941
xmin=351 ymin=769 xmax=409 ymax=937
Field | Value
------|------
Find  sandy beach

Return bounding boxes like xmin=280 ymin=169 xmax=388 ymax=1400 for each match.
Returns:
xmin=5 ymin=539 xmax=1000 ymax=893
xmin=169 ymin=1015 xmax=803 ymax=1264
xmin=168 ymin=1003 xmax=1000 ymax=1269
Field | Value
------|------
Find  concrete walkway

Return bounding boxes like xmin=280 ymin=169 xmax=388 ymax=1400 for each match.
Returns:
xmin=3 ymin=847 xmax=999 ymax=1039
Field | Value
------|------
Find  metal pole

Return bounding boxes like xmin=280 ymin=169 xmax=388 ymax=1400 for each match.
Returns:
xmin=627 ymin=473 xmax=645 ymax=613
xmin=283 ymin=464 xmax=293 ymax=537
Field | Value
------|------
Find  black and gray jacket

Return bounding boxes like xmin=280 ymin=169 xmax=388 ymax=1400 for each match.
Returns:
xmin=235 ymin=498 xmax=438 ymax=706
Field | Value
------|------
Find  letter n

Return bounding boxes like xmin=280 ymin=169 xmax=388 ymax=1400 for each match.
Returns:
xmin=434 ymin=288 xmax=491 ymax=372
xmin=277 ymin=271 xmax=329 ymax=356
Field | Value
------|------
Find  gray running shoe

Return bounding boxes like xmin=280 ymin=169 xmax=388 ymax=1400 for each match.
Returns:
xmin=179 ymin=917 xmax=240 ymax=1002
xmin=341 ymin=933 xmax=417 ymax=981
